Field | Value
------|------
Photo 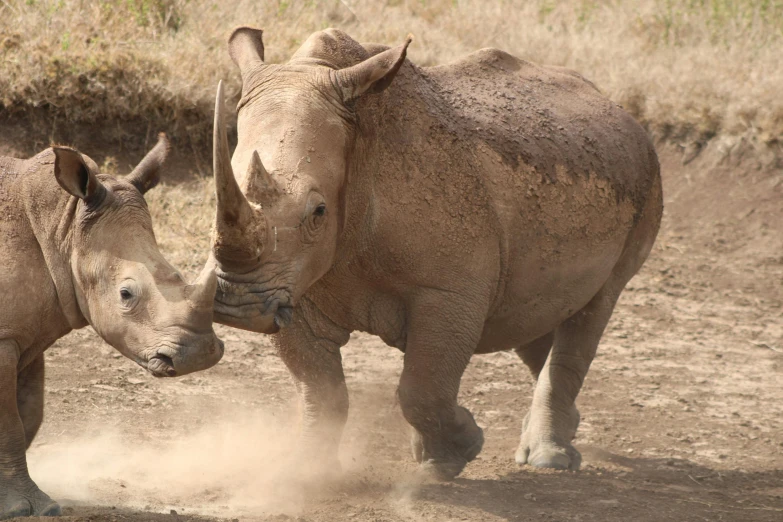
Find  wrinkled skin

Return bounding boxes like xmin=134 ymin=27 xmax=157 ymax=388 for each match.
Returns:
xmin=211 ymin=28 xmax=662 ymax=480
xmin=0 ymin=135 xmax=224 ymax=519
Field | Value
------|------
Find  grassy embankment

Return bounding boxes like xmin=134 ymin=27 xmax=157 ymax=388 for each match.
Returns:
xmin=1 ymin=0 xmax=781 ymax=273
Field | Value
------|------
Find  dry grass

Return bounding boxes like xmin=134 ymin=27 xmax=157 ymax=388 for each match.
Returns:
xmin=94 ymin=153 xmax=214 ymax=278
xmin=144 ymin=178 xmax=215 ymax=277
xmin=1 ymin=0 xmax=782 ymax=151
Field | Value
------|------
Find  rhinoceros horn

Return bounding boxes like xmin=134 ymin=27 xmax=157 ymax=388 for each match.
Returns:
xmin=241 ymin=150 xmax=281 ymax=205
xmin=212 ymin=80 xmax=265 ymax=269
xmin=184 ymin=261 xmax=218 ymax=311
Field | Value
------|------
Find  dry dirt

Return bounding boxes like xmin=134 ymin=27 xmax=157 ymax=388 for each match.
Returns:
xmin=3 ymin=136 xmax=782 ymax=521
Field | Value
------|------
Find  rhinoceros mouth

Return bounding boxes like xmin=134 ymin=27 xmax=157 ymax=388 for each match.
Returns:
xmin=146 ymin=354 xmax=177 ymax=377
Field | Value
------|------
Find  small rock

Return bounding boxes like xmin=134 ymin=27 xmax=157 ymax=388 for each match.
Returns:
xmin=170 ymin=509 xmax=178 ymax=515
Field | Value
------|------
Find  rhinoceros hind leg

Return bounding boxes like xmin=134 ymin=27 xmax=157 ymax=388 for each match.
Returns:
xmin=516 ymin=403 xmax=582 ymax=470
xmin=515 ymin=279 xmax=621 ymax=471
xmin=514 ymin=332 xmax=554 ymax=380
xmin=17 ymin=354 xmax=45 ymax=449
xmin=515 ymin=333 xmax=584 ymax=469
xmin=516 ymin=175 xmax=660 ymax=471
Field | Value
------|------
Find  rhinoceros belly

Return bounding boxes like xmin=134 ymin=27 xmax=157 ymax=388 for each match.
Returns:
xmin=475 ymin=163 xmax=638 ymax=353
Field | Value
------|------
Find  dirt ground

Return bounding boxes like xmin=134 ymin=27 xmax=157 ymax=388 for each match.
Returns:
xmin=3 ymin=132 xmax=782 ymax=521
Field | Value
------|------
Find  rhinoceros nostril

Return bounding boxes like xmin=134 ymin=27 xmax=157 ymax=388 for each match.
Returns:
xmin=274 ymin=306 xmax=294 ymax=329
xmin=148 ymin=354 xmax=177 ymax=377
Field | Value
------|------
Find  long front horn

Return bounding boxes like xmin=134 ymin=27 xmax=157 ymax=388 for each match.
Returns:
xmin=212 ymin=80 xmax=264 ymax=268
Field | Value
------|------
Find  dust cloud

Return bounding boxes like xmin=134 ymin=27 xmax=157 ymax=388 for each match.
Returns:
xmin=25 ymin=392 xmax=421 ymax=519
xmin=25 ymin=407 xmax=394 ymax=518
xmin=28 ymin=411 xmax=304 ymax=516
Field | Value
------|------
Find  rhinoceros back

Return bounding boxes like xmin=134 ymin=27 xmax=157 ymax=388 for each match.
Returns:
xmin=421 ymin=48 xmax=658 ymax=218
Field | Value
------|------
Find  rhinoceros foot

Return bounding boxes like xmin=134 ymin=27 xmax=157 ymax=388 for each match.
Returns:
xmin=0 ymin=486 xmax=61 ymax=520
xmin=516 ymin=440 xmax=582 ymax=471
xmin=515 ymin=406 xmax=582 ymax=471
xmin=411 ymin=405 xmax=484 ymax=480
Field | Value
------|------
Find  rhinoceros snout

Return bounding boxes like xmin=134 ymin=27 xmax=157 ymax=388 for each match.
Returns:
xmin=145 ymin=333 xmax=224 ymax=378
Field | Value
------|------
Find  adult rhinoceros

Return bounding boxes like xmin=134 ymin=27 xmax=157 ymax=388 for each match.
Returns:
xmin=0 ymin=135 xmax=224 ymax=518
xmin=210 ymin=27 xmax=662 ymax=479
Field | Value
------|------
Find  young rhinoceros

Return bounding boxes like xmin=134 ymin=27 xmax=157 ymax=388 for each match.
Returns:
xmin=0 ymin=134 xmax=224 ymax=519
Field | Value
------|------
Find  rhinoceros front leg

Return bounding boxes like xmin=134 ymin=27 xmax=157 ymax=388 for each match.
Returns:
xmin=516 ymin=283 xmax=622 ymax=471
xmin=273 ymin=299 xmax=350 ymax=473
xmin=0 ymin=341 xmax=60 ymax=519
xmin=17 ymin=354 xmax=45 ymax=449
xmin=399 ymin=292 xmax=487 ymax=480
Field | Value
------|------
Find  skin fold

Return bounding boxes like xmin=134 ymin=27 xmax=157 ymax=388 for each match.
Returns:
xmin=0 ymin=135 xmax=224 ymax=519
xmin=210 ymin=27 xmax=662 ymax=480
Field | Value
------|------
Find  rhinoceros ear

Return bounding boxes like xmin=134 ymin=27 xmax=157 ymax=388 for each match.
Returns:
xmin=228 ymin=27 xmax=265 ymax=79
xmin=53 ymin=147 xmax=105 ymax=204
xmin=331 ymin=35 xmax=412 ymax=102
xmin=126 ymin=133 xmax=170 ymax=195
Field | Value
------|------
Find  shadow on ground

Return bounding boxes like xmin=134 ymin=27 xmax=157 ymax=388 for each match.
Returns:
xmin=417 ymin=449 xmax=783 ymax=522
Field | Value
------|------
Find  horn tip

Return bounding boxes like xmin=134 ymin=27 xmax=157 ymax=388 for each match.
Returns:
xmin=156 ymin=132 xmax=171 ymax=151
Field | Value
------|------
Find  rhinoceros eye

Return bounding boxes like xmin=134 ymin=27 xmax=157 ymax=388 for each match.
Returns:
xmin=118 ymin=280 xmax=141 ymax=311
xmin=309 ymin=203 xmax=326 ymax=228
xmin=302 ymin=194 xmax=327 ymax=243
